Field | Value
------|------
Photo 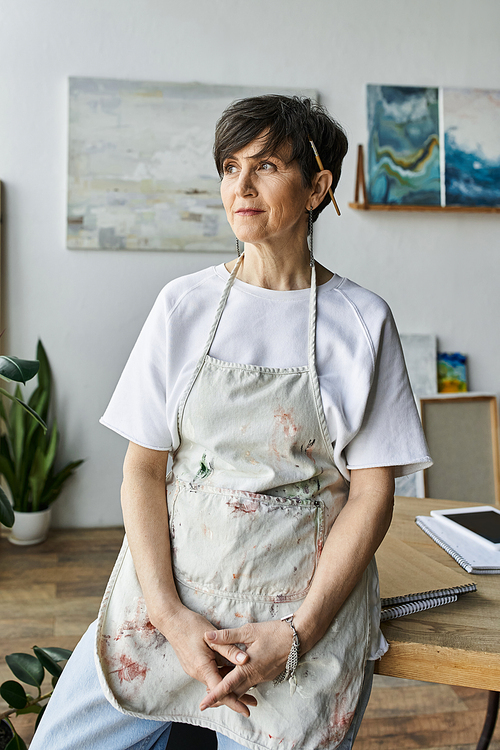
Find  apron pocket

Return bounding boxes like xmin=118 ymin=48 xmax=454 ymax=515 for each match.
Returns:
xmin=168 ymin=478 xmax=324 ymax=602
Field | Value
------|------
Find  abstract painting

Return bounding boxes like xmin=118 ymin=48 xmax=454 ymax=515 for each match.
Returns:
xmin=438 ymin=352 xmax=467 ymax=393
xmin=68 ymin=78 xmax=316 ymax=251
xmin=443 ymin=88 xmax=500 ymax=207
xmin=367 ymin=85 xmax=441 ymax=206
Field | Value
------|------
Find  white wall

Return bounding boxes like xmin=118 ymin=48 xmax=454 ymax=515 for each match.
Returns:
xmin=1 ymin=0 xmax=499 ymax=527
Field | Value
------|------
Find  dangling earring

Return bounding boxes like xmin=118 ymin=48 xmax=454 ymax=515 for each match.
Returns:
xmin=308 ymin=207 xmax=314 ymax=267
xmin=236 ymin=238 xmax=241 ymax=257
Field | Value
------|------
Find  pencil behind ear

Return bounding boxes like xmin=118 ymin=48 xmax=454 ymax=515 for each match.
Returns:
xmin=308 ymin=137 xmax=341 ymax=216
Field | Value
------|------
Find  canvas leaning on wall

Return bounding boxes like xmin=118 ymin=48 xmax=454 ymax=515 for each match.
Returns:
xmin=394 ymin=334 xmax=437 ymax=498
xmin=67 ymin=78 xmax=316 ymax=252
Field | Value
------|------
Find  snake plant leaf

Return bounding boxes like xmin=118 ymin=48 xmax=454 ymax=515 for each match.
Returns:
xmin=35 ymin=341 xmax=51 ymax=399
xmin=43 ymin=423 xmax=59 ymax=476
xmin=28 ymin=446 xmax=46 ymax=512
xmin=5 ymin=732 xmax=28 ymax=750
xmin=38 ymin=647 xmax=72 ymax=662
xmin=29 ymin=425 xmax=59 ymax=511
xmin=11 ymin=386 xmax=26 ymax=474
xmin=0 ymin=455 xmax=18 ymax=497
xmin=0 ymin=486 xmax=14 ymax=527
xmin=0 ymin=681 xmax=28 ymax=710
xmin=0 ymin=356 xmax=39 ymax=385
xmin=5 ymin=653 xmax=44 ymax=688
xmin=33 ymin=647 xmax=63 ymax=678
xmin=0 ymin=387 xmax=47 ymax=432
xmin=38 ymin=459 xmax=84 ymax=507
xmin=0 ymin=394 xmax=7 ymax=421
xmin=26 ymin=389 xmax=49 ymax=442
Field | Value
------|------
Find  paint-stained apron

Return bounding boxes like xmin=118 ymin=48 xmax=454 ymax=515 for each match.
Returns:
xmin=95 ymin=256 xmax=376 ymax=750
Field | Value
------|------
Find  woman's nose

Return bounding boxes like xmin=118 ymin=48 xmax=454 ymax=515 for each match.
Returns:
xmin=235 ymin=169 xmax=257 ymax=197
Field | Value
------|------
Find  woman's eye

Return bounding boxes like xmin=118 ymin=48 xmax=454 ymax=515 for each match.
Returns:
xmin=260 ymin=162 xmax=275 ymax=171
xmin=223 ymin=164 xmax=237 ymax=175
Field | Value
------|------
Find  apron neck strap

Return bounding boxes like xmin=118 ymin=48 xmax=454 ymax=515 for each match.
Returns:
xmin=308 ymin=262 xmax=318 ymax=372
xmin=203 ymin=253 xmax=244 ymax=358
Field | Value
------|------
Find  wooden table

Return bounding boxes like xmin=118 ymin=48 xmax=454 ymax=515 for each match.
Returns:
xmin=376 ymin=496 xmax=500 ymax=750
xmin=376 ymin=496 xmax=500 ymax=691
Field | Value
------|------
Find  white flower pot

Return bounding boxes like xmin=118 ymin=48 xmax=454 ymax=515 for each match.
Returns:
xmin=9 ymin=508 xmax=52 ymax=546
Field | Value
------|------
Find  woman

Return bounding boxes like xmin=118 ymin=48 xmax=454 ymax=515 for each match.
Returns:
xmin=31 ymin=95 xmax=431 ymax=750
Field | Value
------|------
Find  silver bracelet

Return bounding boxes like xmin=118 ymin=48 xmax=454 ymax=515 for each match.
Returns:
xmin=273 ymin=614 xmax=300 ymax=695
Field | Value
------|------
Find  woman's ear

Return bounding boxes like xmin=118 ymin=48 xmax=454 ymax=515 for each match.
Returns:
xmin=310 ymin=170 xmax=333 ymax=209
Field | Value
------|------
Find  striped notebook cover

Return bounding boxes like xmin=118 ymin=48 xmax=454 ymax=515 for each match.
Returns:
xmin=376 ymin=535 xmax=476 ymax=621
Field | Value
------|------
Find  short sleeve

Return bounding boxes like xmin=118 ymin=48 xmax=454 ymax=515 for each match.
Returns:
xmin=100 ymin=293 xmax=172 ymax=451
xmin=345 ymin=307 xmax=432 ymax=478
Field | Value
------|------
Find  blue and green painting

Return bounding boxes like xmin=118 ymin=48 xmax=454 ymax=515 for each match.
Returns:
xmin=367 ymin=85 xmax=441 ymax=205
xmin=437 ymin=352 xmax=467 ymax=393
xmin=443 ymin=88 xmax=500 ymax=207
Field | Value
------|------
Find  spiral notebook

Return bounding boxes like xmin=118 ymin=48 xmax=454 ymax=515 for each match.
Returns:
xmin=416 ymin=515 xmax=500 ymax=574
xmin=376 ymin=535 xmax=476 ymax=621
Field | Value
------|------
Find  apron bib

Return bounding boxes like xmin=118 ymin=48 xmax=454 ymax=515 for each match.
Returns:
xmin=95 ymin=256 xmax=376 ymax=750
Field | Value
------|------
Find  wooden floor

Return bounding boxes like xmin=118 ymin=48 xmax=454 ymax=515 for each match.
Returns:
xmin=1 ymin=528 xmax=499 ymax=749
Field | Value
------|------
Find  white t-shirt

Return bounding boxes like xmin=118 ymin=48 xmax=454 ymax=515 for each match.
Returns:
xmin=101 ymin=263 xmax=432 ymax=660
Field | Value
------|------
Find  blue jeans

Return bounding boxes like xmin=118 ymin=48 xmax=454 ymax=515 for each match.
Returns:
xmin=30 ymin=621 xmax=374 ymax=749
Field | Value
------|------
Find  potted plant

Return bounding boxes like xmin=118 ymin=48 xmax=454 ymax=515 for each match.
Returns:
xmin=0 ymin=645 xmax=72 ymax=749
xmin=0 ymin=351 xmax=44 ymax=531
xmin=0 ymin=341 xmax=83 ymax=545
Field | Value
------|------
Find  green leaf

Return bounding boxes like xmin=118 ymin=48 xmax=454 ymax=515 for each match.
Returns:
xmin=0 ymin=394 xmax=7 ymax=421
xmin=28 ymin=447 xmax=47 ymax=512
xmin=0 ymin=453 xmax=19 ymax=498
xmin=15 ymin=703 xmax=42 ymax=715
xmin=34 ymin=702 xmax=47 ymax=731
xmin=35 ymin=341 xmax=51 ymax=404
xmin=5 ymin=653 xmax=44 ymax=688
xmin=33 ymin=647 xmax=62 ymax=678
xmin=45 ymin=423 xmax=59 ymax=473
xmin=27 ymin=385 xmax=47 ymax=414
xmin=0 ymin=433 xmax=14 ymax=461
xmin=0 ymin=387 xmax=47 ymax=432
xmin=26 ymin=390 xmax=48 ymax=443
xmin=38 ymin=647 xmax=72 ymax=662
xmin=0 ymin=486 xmax=14 ymax=527
xmin=5 ymin=731 xmax=28 ymax=750
xmin=10 ymin=386 xmax=26 ymax=472
xmin=39 ymin=459 xmax=84 ymax=508
xmin=0 ymin=357 xmax=39 ymax=385
xmin=0 ymin=681 xmax=27 ymax=709
xmin=20 ymin=424 xmax=44 ymax=486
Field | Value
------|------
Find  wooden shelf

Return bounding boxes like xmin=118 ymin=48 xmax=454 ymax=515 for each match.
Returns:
xmin=350 ymin=147 xmax=500 ymax=214
xmin=349 ymin=202 xmax=500 ymax=213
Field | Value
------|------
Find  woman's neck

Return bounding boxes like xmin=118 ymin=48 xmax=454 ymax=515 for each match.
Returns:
xmin=225 ymin=243 xmax=333 ymax=291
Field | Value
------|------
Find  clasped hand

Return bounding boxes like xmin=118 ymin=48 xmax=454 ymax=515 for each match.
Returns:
xmin=200 ymin=618 xmax=292 ymax=715
xmin=160 ymin=607 xmax=292 ymax=717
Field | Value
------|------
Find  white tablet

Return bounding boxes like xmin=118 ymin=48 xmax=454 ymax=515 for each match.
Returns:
xmin=430 ymin=506 xmax=500 ymax=551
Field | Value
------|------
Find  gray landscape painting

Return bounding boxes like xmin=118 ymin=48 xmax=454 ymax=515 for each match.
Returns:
xmin=67 ymin=78 xmax=315 ymax=251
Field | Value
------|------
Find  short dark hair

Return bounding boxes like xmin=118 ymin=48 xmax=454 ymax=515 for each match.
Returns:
xmin=213 ymin=95 xmax=348 ymax=221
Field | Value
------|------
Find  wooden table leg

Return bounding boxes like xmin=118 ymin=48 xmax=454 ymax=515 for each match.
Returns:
xmin=476 ymin=691 xmax=500 ymax=750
